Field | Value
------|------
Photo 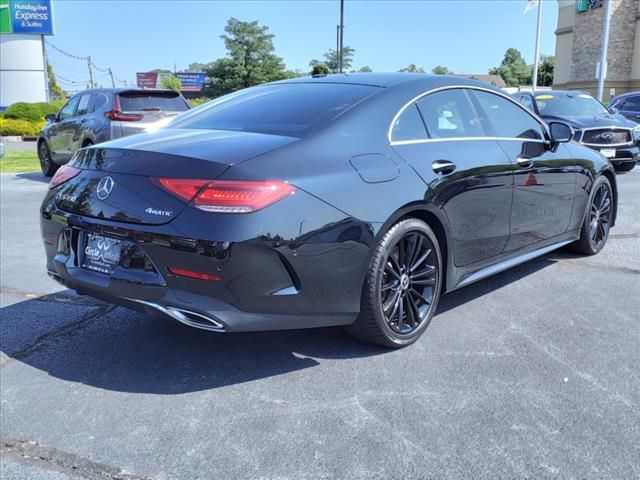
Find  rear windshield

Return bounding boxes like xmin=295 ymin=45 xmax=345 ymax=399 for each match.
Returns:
xmin=168 ymin=83 xmax=380 ymax=137
xmin=118 ymin=92 xmax=188 ymax=112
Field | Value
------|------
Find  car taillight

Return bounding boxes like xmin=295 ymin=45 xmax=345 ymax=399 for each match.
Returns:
xmin=156 ymin=178 xmax=295 ymax=213
xmin=105 ymin=95 xmax=143 ymax=121
xmin=49 ymin=165 xmax=81 ymax=189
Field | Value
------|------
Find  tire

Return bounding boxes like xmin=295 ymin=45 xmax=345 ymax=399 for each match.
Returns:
xmin=347 ymin=218 xmax=443 ymax=348
xmin=38 ymin=140 xmax=58 ymax=177
xmin=570 ymin=175 xmax=613 ymax=256
xmin=614 ymin=162 xmax=635 ymax=173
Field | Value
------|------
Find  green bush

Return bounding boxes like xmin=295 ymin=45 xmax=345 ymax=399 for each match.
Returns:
xmin=0 ymin=118 xmax=45 ymax=137
xmin=3 ymin=102 xmax=43 ymax=122
xmin=32 ymin=101 xmax=64 ymax=117
xmin=3 ymin=101 xmax=64 ymax=122
xmin=188 ymin=97 xmax=212 ymax=108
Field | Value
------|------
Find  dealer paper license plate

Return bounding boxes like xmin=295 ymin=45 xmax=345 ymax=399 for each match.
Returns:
xmin=82 ymin=234 xmax=122 ymax=275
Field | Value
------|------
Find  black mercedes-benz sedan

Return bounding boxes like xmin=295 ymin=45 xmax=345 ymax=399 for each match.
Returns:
xmin=514 ymin=90 xmax=639 ymax=172
xmin=41 ymin=74 xmax=618 ymax=348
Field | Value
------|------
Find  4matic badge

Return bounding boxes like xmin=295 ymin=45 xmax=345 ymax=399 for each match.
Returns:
xmin=145 ymin=207 xmax=173 ymax=217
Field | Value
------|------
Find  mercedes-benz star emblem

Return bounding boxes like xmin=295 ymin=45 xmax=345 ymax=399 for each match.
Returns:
xmin=96 ymin=176 xmax=114 ymax=200
xmin=601 ymin=132 xmax=615 ymax=141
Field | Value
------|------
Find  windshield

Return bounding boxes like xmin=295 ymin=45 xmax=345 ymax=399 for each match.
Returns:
xmin=168 ymin=83 xmax=380 ymax=137
xmin=118 ymin=92 xmax=189 ymax=112
xmin=535 ymin=92 xmax=609 ymax=116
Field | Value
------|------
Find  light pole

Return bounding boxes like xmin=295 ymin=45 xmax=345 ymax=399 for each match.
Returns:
xmin=596 ymin=0 xmax=612 ymax=102
xmin=338 ymin=0 xmax=344 ymax=73
xmin=531 ymin=1 xmax=543 ymax=92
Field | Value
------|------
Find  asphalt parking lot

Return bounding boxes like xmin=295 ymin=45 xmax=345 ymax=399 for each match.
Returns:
xmin=1 ymin=168 xmax=639 ymax=480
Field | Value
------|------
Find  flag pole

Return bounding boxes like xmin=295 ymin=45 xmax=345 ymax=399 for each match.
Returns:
xmin=531 ymin=1 xmax=543 ymax=92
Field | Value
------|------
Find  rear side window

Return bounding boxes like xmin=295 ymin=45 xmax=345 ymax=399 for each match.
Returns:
xmin=390 ymin=104 xmax=427 ymax=142
xmin=416 ymin=89 xmax=486 ymax=139
xmin=170 ymin=83 xmax=380 ymax=137
xmin=118 ymin=92 xmax=188 ymax=112
xmin=93 ymin=94 xmax=107 ymax=111
xmin=76 ymin=94 xmax=92 ymax=116
xmin=472 ymin=90 xmax=544 ymax=140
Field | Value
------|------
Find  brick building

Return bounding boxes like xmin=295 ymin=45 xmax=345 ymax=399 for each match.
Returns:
xmin=553 ymin=0 xmax=640 ymax=101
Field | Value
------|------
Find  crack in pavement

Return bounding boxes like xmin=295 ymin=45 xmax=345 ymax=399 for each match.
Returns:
xmin=0 ymin=303 xmax=116 ymax=369
xmin=1 ymin=439 xmax=156 ymax=480
xmin=608 ymin=233 xmax=640 ymax=239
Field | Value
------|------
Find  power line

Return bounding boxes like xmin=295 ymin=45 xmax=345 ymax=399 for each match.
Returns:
xmin=45 ymin=40 xmax=88 ymax=61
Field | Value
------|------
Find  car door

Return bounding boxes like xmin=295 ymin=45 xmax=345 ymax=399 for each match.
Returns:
xmin=48 ymin=95 xmax=81 ymax=162
xmin=470 ymin=89 xmax=577 ymax=252
xmin=70 ymin=93 xmax=94 ymax=150
xmin=391 ymin=88 xmax=514 ymax=267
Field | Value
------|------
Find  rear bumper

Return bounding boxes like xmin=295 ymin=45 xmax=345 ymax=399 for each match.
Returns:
xmin=41 ymin=190 xmax=374 ymax=332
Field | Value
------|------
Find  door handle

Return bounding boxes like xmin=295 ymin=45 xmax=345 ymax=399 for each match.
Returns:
xmin=516 ymin=157 xmax=534 ymax=168
xmin=432 ymin=160 xmax=456 ymax=175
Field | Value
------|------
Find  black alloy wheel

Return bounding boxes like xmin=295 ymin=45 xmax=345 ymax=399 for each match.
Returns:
xmin=348 ymin=218 xmax=442 ymax=348
xmin=381 ymin=231 xmax=437 ymax=334
xmin=588 ymin=181 xmax=612 ymax=250
xmin=572 ymin=175 xmax=613 ymax=255
xmin=38 ymin=141 xmax=58 ymax=177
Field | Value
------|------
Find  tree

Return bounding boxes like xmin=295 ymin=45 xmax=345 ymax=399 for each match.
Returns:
xmin=204 ymin=17 xmax=289 ymax=97
xmin=150 ymin=68 xmax=172 ymax=73
xmin=161 ymin=75 xmax=182 ymax=92
xmin=536 ymin=55 xmax=555 ymax=87
xmin=431 ymin=65 xmax=451 ymax=75
xmin=311 ymin=46 xmax=355 ymax=73
xmin=311 ymin=63 xmax=330 ymax=76
xmin=186 ymin=62 xmax=205 ymax=72
xmin=398 ymin=64 xmax=425 ymax=73
xmin=490 ymin=48 xmax=532 ymax=87
xmin=47 ymin=62 xmax=65 ymax=100
xmin=357 ymin=66 xmax=372 ymax=73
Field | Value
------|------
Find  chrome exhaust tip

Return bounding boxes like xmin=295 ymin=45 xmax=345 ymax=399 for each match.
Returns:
xmin=125 ymin=298 xmax=225 ymax=332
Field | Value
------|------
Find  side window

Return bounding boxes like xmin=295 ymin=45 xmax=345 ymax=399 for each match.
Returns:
xmin=621 ymin=96 xmax=640 ymax=111
xmin=76 ymin=94 xmax=92 ymax=116
xmin=517 ymin=94 xmax=534 ymax=111
xmin=390 ymin=104 xmax=427 ymax=142
xmin=58 ymin=96 xmax=80 ymax=120
xmin=416 ymin=89 xmax=486 ymax=139
xmin=93 ymin=94 xmax=107 ymax=111
xmin=472 ymin=90 xmax=545 ymax=140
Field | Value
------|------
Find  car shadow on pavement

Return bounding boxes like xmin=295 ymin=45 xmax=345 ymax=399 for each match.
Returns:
xmin=16 ymin=172 xmax=48 ymax=183
xmin=0 ymin=257 xmax=555 ymax=395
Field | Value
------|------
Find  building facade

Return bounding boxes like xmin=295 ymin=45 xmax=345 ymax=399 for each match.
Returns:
xmin=553 ymin=0 xmax=640 ymax=101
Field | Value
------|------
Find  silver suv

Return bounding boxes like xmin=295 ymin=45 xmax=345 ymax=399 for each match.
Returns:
xmin=37 ymin=88 xmax=190 ymax=176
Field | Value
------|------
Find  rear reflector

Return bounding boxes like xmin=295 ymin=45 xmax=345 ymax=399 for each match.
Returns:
xmin=155 ymin=178 xmax=295 ymax=213
xmin=49 ymin=165 xmax=81 ymax=189
xmin=168 ymin=267 xmax=221 ymax=281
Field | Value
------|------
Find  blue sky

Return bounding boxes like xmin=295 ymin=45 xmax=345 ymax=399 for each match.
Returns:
xmin=47 ymin=0 xmax=558 ymax=88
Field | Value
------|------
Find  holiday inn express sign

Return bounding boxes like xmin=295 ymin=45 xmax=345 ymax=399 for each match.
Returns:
xmin=0 ymin=0 xmax=54 ymax=35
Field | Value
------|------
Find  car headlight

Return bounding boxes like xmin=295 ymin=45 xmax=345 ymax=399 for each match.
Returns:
xmin=632 ymin=126 xmax=640 ymax=142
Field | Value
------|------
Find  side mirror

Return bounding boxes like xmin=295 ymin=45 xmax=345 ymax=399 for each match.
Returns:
xmin=44 ymin=113 xmax=57 ymax=123
xmin=548 ymin=121 xmax=573 ymax=143
xmin=609 ymin=106 xmax=619 ymax=115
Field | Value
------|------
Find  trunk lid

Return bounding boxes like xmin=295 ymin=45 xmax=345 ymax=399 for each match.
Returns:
xmin=54 ymin=128 xmax=297 ymax=225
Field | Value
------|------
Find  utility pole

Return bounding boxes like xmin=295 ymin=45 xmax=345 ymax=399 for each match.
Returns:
xmin=596 ymin=0 xmax=612 ymax=102
xmin=108 ymin=67 xmax=115 ymax=88
xmin=338 ymin=0 xmax=344 ymax=73
xmin=87 ymin=56 xmax=94 ymax=89
xmin=336 ymin=24 xmax=341 ymax=73
xmin=531 ymin=1 xmax=543 ymax=92
xmin=41 ymin=35 xmax=50 ymax=101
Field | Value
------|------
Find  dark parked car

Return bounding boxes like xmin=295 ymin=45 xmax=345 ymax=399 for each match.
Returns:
xmin=609 ymin=91 xmax=640 ymax=123
xmin=37 ymin=88 xmax=190 ymax=176
xmin=41 ymin=74 xmax=617 ymax=348
xmin=514 ymin=90 xmax=639 ymax=172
